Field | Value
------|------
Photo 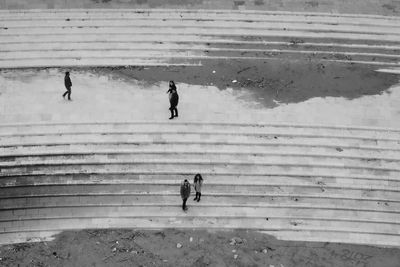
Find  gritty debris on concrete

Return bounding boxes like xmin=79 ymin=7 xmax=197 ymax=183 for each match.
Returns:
xmin=2 ymin=229 xmax=399 ymax=267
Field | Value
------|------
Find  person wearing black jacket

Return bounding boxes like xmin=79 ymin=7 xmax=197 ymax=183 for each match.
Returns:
xmin=166 ymin=80 xmax=179 ymax=119
xmin=62 ymin=72 xmax=72 ymax=100
xmin=180 ymin=179 xmax=191 ymax=211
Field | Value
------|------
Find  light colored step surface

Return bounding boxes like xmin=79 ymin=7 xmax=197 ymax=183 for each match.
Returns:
xmin=2 ymin=194 xmax=399 ymax=213
xmin=0 ymin=9 xmax=399 ymax=68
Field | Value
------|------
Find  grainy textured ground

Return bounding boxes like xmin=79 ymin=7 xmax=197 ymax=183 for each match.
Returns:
xmin=1 ymin=229 xmax=400 ymax=267
xmin=1 ymin=0 xmax=400 ymax=16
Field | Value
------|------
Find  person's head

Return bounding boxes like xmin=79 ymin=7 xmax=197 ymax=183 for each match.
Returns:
xmin=169 ymin=81 xmax=175 ymax=86
xmin=184 ymin=179 xmax=188 ymax=183
xmin=194 ymin=173 xmax=202 ymax=182
xmin=65 ymin=71 xmax=70 ymax=76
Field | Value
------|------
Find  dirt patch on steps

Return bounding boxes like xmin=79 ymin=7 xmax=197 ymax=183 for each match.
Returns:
xmin=1 ymin=229 xmax=400 ymax=266
xmin=83 ymin=58 xmax=398 ymax=108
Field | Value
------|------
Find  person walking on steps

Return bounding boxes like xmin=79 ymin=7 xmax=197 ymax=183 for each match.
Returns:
xmin=63 ymin=71 xmax=72 ymax=100
xmin=193 ymin=173 xmax=203 ymax=202
xmin=166 ymin=80 xmax=179 ymax=119
xmin=180 ymin=179 xmax=191 ymax=211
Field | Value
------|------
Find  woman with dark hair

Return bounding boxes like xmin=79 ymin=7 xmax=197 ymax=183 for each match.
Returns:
xmin=193 ymin=173 xmax=203 ymax=202
xmin=166 ymin=80 xmax=179 ymax=120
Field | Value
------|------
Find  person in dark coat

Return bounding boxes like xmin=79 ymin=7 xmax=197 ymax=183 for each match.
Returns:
xmin=166 ymin=80 xmax=179 ymax=119
xmin=180 ymin=179 xmax=191 ymax=211
xmin=193 ymin=173 xmax=203 ymax=202
xmin=62 ymin=71 xmax=72 ymax=100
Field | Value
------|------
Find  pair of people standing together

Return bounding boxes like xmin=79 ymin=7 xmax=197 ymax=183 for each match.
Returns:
xmin=180 ymin=174 xmax=203 ymax=211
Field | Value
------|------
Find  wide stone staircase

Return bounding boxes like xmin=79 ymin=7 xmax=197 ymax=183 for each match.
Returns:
xmin=1 ymin=121 xmax=400 ymax=246
xmin=0 ymin=9 xmax=399 ymax=68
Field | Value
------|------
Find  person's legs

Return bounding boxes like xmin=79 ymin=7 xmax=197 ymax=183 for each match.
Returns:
xmin=169 ymin=105 xmax=175 ymax=119
xmin=67 ymin=88 xmax=71 ymax=100
xmin=194 ymin=192 xmax=198 ymax=201
xmin=182 ymin=198 xmax=188 ymax=210
xmin=197 ymin=193 xmax=201 ymax=202
xmin=174 ymin=107 xmax=178 ymax=117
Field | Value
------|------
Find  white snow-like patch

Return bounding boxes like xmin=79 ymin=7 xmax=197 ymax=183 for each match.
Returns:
xmin=0 ymin=68 xmax=399 ymax=128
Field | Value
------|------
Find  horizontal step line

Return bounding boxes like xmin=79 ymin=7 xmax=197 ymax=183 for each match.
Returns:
xmin=2 ymin=151 xmax=398 ymax=162
xmin=2 ymin=182 xmax=398 ymax=193
xmin=2 ymin=32 xmax=399 ymax=43
xmin=1 ymin=130 xmax=398 ymax=141
xmin=1 ymin=121 xmax=399 ymax=132
xmin=1 ymin=17 xmax=398 ymax=28
xmin=2 ymin=216 xmax=399 ymax=236
xmin=0 ymin=40 xmax=399 ymax=50
xmin=1 ymin=26 xmax=398 ymax=37
xmin=0 ymin=170 xmax=396 ymax=182
xmin=2 ymin=214 xmax=400 ymax=227
xmin=0 ymin=55 xmax=397 ymax=67
xmin=2 ymin=24 xmax=398 ymax=35
xmin=3 ymin=203 xmax=397 ymax=214
xmin=1 ymin=160 xmax=399 ymax=172
xmin=0 ymin=48 xmax=398 ymax=58
xmin=1 ymin=140 xmax=399 ymax=152
xmin=1 ymin=9 xmax=399 ymax=20
xmin=1 ymin=193 xmax=398 ymax=203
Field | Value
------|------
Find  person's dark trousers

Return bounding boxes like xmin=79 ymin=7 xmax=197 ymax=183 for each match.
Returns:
xmin=182 ymin=198 xmax=188 ymax=210
xmin=194 ymin=192 xmax=201 ymax=201
xmin=169 ymin=105 xmax=178 ymax=119
xmin=63 ymin=87 xmax=71 ymax=100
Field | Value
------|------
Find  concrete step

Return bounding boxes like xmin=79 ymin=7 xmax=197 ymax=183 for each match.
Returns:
xmin=1 ymin=184 xmax=398 ymax=201
xmin=2 ymin=27 xmax=399 ymax=43
xmin=1 ymin=152 xmax=398 ymax=171
xmin=1 ymin=33 xmax=396 ymax=48
xmin=0 ymin=58 xmax=200 ymax=68
xmin=260 ymin=230 xmax=400 ymax=247
xmin=2 ymin=194 xmax=398 ymax=213
xmin=3 ymin=19 xmax=399 ymax=35
xmin=2 ymin=162 xmax=398 ymax=181
xmin=1 ymin=41 xmax=399 ymax=57
xmin=1 ymin=9 xmax=398 ymax=24
xmin=2 ymin=143 xmax=400 ymax=162
xmin=1 ymin=173 xmax=399 ymax=190
xmin=1 ymin=217 xmax=399 ymax=239
xmin=2 ymin=206 xmax=400 ymax=226
xmin=1 ymin=160 xmax=399 ymax=180
xmin=1 ymin=175 xmax=398 ymax=193
xmin=1 ymin=50 xmax=397 ymax=66
xmin=2 ymin=132 xmax=399 ymax=149
xmin=2 ymin=122 xmax=399 ymax=139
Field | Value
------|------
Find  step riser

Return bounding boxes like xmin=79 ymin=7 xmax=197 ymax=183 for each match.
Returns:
xmin=2 ymin=217 xmax=399 ymax=236
xmin=3 ymin=144 xmax=400 ymax=158
xmin=1 ymin=13 xmax=398 ymax=26
xmin=2 ymin=206 xmax=400 ymax=224
xmin=2 ymin=195 xmax=398 ymax=212
xmin=2 ymin=134 xmax=398 ymax=148
xmin=1 ymin=154 xmax=398 ymax=169
xmin=1 ymin=163 xmax=398 ymax=179
xmin=1 ymin=174 xmax=398 ymax=189
xmin=1 ymin=184 xmax=399 ymax=200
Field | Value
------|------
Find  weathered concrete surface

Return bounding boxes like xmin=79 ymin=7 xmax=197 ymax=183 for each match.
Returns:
xmin=1 ymin=0 xmax=400 ymax=16
xmin=1 ymin=229 xmax=400 ymax=267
